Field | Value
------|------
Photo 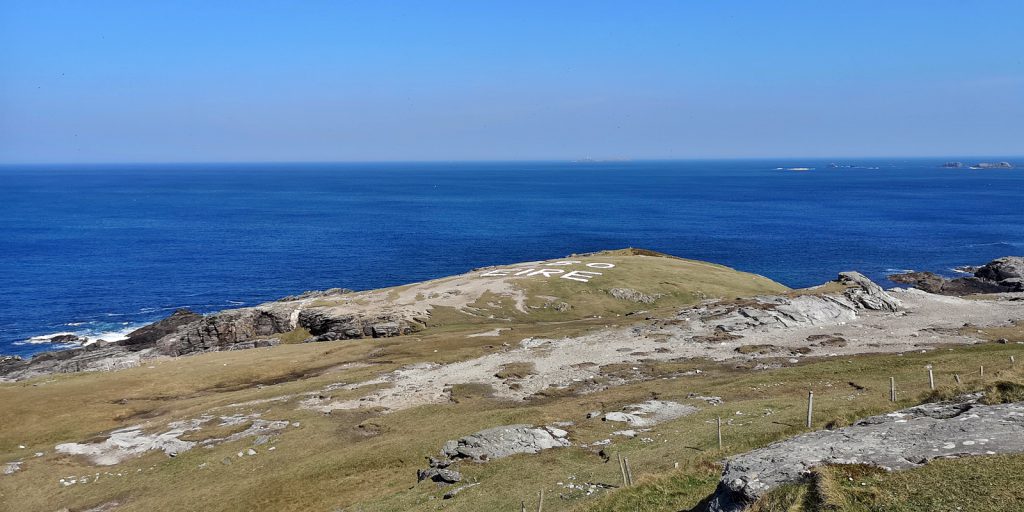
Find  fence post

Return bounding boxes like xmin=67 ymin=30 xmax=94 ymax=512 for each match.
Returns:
xmin=981 ymin=365 xmax=984 ymax=378
xmin=928 ymin=368 xmax=935 ymax=391
xmin=618 ymin=454 xmax=628 ymax=487
xmin=806 ymin=390 xmax=814 ymax=428
xmin=890 ymin=377 xmax=896 ymax=402
xmin=624 ymin=457 xmax=634 ymax=487
xmin=717 ymin=416 xmax=723 ymax=449
xmin=954 ymin=374 xmax=962 ymax=385
xmin=537 ymin=489 xmax=544 ymax=512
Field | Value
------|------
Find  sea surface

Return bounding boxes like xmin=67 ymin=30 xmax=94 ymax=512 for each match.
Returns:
xmin=1 ymin=159 xmax=1022 ymax=357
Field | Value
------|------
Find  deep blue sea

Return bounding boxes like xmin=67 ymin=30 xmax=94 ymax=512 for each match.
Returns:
xmin=1 ymin=159 xmax=1022 ymax=357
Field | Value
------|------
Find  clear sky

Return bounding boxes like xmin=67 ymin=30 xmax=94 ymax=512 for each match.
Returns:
xmin=1 ymin=1 xmax=1022 ymax=163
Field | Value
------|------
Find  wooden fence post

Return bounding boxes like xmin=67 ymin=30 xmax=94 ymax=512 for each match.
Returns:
xmin=928 ymin=368 xmax=935 ymax=391
xmin=717 ymin=416 xmax=723 ymax=449
xmin=537 ymin=489 xmax=544 ymax=512
xmin=618 ymin=454 xmax=628 ymax=487
xmin=806 ymin=390 xmax=814 ymax=428
xmin=624 ymin=457 xmax=634 ymax=487
xmin=890 ymin=377 xmax=896 ymax=402
xmin=981 ymin=365 xmax=984 ymax=378
xmin=954 ymin=374 xmax=962 ymax=385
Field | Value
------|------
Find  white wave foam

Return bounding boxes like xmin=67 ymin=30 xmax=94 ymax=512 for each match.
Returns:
xmin=15 ymin=324 xmax=144 ymax=348
xmin=23 ymin=332 xmax=78 ymax=344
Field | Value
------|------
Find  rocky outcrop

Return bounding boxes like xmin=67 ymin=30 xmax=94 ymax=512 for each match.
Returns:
xmin=155 ymin=307 xmax=296 ymax=356
xmin=696 ymin=272 xmax=902 ymax=333
xmin=940 ymin=161 xmax=963 ymax=168
xmin=889 ymin=256 xmax=1024 ymax=296
xmin=700 ymin=396 xmax=1024 ymax=512
xmin=440 ymin=424 xmax=570 ymax=462
xmin=609 ymin=287 xmax=661 ymax=304
xmin=837 ymin=271 xmax=903 ymax=312
xmin=119 ymin=308 xmax=202 ymax=350
xmin=415 ymin=424 xmax=570 ymax=489
xmin=297 ymin=310 xmax=415 ymax=342
xmin=1 ymin=345 xmax=143 ymax=381
xmin=601 ymin=400 xmax=697 ymax=427
xmin=975 ymin=256 xmax=1024 ymax=285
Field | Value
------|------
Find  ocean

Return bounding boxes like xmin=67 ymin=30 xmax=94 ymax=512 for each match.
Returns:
xmin=1 ymin=159 xmax=1021 ymax=357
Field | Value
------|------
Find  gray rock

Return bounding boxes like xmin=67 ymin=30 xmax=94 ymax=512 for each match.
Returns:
xmin=701 ymin=271 xmax=901 ymax=335
xmin=156 ymin=307 xmax=296 ymax=356
xmin=889 ymin=256 xmax=1024 ymax=295
xmin=298 ymin=310 xmax=414 ymax=342
xmin=417 ymin=467 xmax=462 ymax=484
xmin=837 ymin=271 xmax=902 ymax=312
xmin=119 ymin=308 xmax=202 ymax=350
xmin=2 ymin=346 xmax=143 ymax=381
xmin=975 ymin=256 xmax=1024 ymax=283
xmin=2 ymin=461 xmax=22 ymax=475
xmin=602 ymin=400 xmax=698 ymax=427
xmin=609 ymin=287 xmax=661 ymax=304
xmin=701 ymin=397 xmax=1024 ymax=512
xmin=440 ymin=424 xmax=570 ymax=462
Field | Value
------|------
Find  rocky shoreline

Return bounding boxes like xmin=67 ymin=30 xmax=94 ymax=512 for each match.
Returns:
xmin=3 ymin=256 xmax=1022 ymax=383
xmin=889 ymin=256 xmax=1024 ymax=295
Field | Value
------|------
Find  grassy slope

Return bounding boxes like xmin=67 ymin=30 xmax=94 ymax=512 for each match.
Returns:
xmin=0 ymin=252 xmax=1020 ymax=512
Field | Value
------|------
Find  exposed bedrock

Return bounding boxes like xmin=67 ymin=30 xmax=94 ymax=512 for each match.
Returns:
xmin=440 ymin=424 xmax=571 ymax=462
xmin=155 ymin=307 xmax=296 ymax=356
xmin=297 ymin=310 xmax=416 ymax=342
xmin=697 ymin=271 xmax=902 ymax=333
xmin=889 ymin=256 xmax=1024 ymax=295
xmin=0 ymin=346 xmax=143 ymax=381
xmin=119 ymin=308 xmax=202 ymax=350
xmin=700 ymin=397 xmax=1024 ymax=512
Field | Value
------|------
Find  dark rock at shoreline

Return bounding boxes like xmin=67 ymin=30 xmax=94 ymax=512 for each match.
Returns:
xmin=120 ymin=308 xmax=202 ymax=350
xmin=940 ymin=161 xmax=963 ymax=168
xmin=49 ymin=334 xmax=83 ymax=344
xmin=975 ymin=256 xmax=1024 ymax=282
xmin=888 ymin=272 xmax=1009 ymax=295
xmin=888 ymin=256 xmax=1024 ymax=295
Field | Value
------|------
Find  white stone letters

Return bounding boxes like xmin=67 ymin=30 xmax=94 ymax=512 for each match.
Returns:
xmin=479 ymin=260 xmax=615 ymax=283
xmin=528 ymin=268 xmax=565 ymax=277
xmin=560 ymin=270 xmax=603 ymax=282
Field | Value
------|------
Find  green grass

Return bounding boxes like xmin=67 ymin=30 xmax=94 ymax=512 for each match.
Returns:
xmin=0 ymin=252 xmax=1020 ymax=511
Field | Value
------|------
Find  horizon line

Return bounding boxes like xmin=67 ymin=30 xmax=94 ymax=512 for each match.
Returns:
xmin=1 ymin=155 xmax=1022 ymax=167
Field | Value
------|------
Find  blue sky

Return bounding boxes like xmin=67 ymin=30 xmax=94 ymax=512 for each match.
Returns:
xmin=1 ymin=1 xmax=1022 ymax=163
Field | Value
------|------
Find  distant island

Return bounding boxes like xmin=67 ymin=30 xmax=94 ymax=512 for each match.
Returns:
xmin=942 ymin=161 xmax=1015 ymax=169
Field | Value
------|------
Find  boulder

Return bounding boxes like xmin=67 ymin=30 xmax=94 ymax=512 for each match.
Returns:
xmin=416 ymin=467 xmax=462 ymax=484
xmin=439 ymin=425 xmax=570 ymax=462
